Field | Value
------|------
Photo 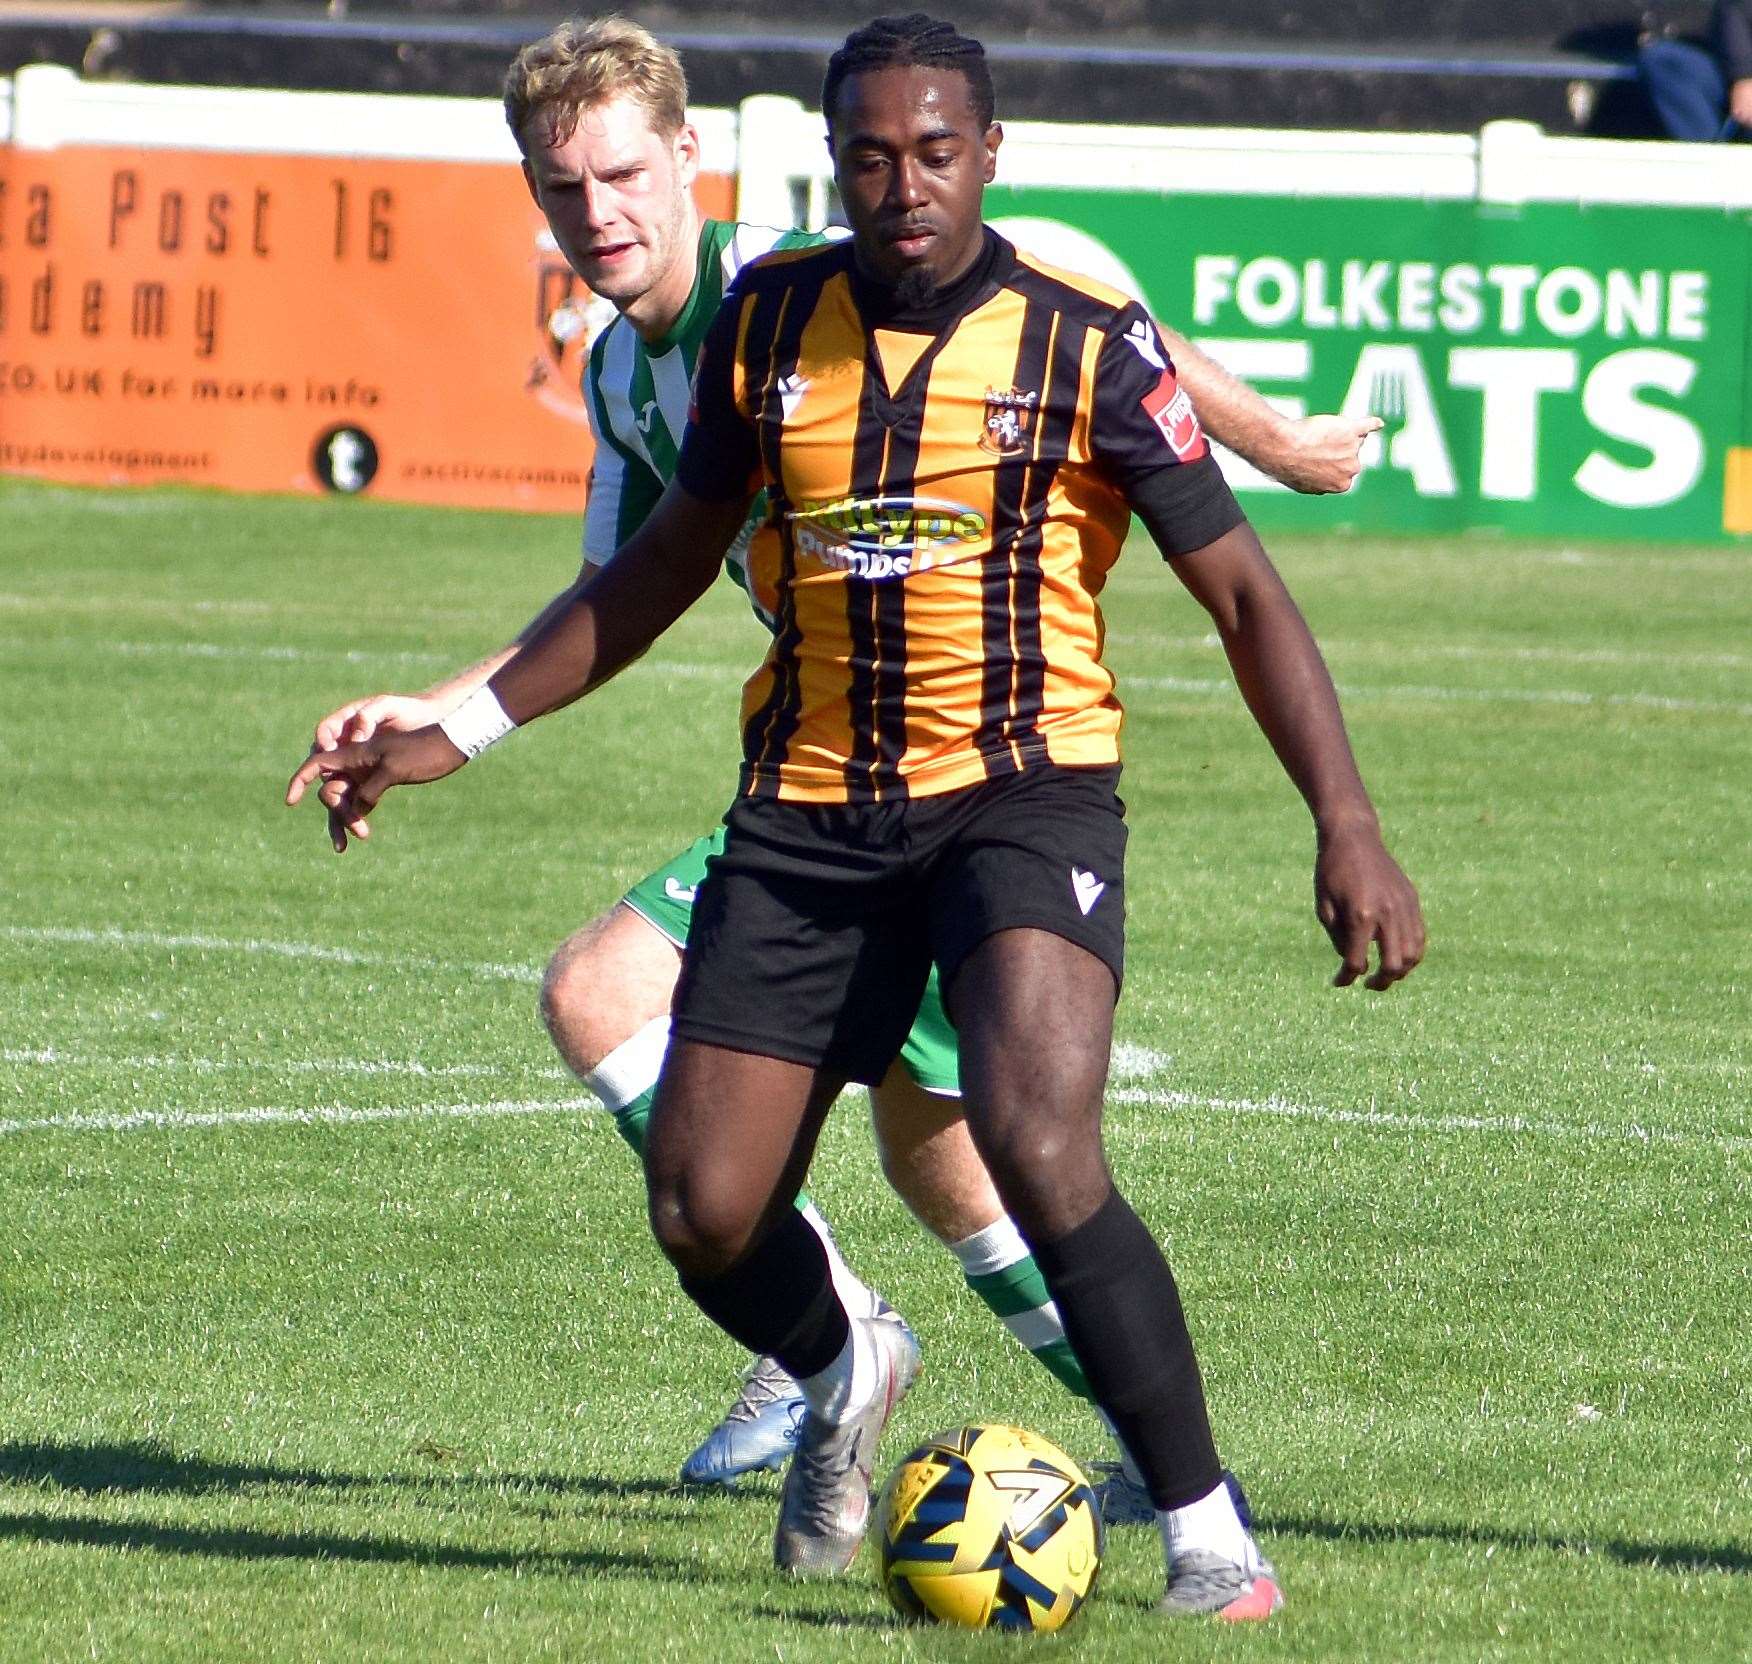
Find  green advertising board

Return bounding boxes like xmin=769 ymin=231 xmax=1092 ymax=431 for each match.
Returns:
xmin=991 ymin=188 xmax=1751 ymax=541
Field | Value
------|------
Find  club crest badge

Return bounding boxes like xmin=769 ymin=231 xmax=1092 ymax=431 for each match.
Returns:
xmin=980 ymin=387 xmax=1039 ymax=456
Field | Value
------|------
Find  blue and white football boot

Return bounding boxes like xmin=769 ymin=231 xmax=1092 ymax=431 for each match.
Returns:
xmin=680 ymin=1307 xmax=917 ymax=1487
xmin=679 ymin=1353 xmax=807 ymax=1486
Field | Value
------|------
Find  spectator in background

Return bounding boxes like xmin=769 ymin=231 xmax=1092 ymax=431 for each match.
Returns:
xmin=1639 ymin=1 xmax=1752 ymax=138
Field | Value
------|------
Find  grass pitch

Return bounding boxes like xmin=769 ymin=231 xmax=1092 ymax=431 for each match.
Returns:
xmin=1 ymin=476 xmax=1748 ymax=1661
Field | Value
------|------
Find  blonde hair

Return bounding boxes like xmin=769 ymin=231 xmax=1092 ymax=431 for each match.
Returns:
xmin=504 ymin=14 xmax=689 ymax=151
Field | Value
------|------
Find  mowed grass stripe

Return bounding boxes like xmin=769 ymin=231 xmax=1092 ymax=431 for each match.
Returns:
xmin=16 ymin=584 xmax=1752 ymax=674
xmin=1128 ymin=672 xmax=1752 ymax=718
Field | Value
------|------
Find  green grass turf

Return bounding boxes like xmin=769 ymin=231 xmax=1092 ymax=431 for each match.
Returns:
xmin=1 ymin=476 xmax=1748 ymax=1661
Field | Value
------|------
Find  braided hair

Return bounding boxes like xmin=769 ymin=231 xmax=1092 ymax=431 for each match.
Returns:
xmin=821 ymin=13 xmax=995 ymax=131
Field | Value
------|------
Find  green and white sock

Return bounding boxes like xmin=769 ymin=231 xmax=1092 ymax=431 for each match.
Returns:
xmin=582 ymin=1017 xmax=885 ymax=1327
xmin=581 ymin=1016 xmax=671 ymax=1156
xmin=949 ymin=1215 xmax=1092 ymax=1400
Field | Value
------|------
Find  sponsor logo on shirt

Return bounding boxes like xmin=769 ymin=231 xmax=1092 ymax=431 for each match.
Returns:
xmin=1141 ymin=374 xmax=1204 ymax=461
xmin=789 ymin=494 xmax=988 ymax=580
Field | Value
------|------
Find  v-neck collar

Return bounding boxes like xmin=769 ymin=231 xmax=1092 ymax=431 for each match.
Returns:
xmin=643 ymin=220 xmax=721 ymax=359
xmin=849 ymin=229 xmax=1012 ymax=421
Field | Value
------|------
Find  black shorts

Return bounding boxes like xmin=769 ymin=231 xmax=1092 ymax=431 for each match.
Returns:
xmin=670 ymin=764 xmax=1128 ymax=1086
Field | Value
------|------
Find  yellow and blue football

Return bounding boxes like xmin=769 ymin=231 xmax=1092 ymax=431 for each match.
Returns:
xmin=874 ymin=1423 xmax=1103 ymax=1632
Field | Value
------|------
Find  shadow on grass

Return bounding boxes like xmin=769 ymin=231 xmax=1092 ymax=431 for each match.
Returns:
xmin=1260 ymin=1509 xmax=1752 ymax=1579
xmin=0 ymin=1508 xmax=737 ymax=1583
xmin=0 ymin=1439 xmax=760 ymax=1511
xmin=11 ymin=1443 xmax=1739 ymax=1586
xmin=750 ymin=1607 xmax=894 ymax=1630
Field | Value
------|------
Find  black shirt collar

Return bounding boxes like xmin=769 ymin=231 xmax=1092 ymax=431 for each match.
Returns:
xmin=848 ymin=227 xmax=1011 ymax=333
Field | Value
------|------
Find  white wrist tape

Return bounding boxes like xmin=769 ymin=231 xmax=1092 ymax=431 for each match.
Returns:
xmin=438 ymin=686 xmax=517 ymax=758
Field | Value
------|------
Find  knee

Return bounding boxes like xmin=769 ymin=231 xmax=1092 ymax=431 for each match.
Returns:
xmin=977 ymin=1119 xmax=1079 ymax=1192
xmin=539 ymin=932 xmax=597 ymax=1040
xmin=973 ymin=1119 xmax=1109 ymax=1238
xmin=646 ymin=1163 xmax=763 ymax=1279
xmin=540 ymin=922 xmax=644 ymax=1075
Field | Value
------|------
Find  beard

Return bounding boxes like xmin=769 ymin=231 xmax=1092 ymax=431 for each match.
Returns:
xmin=893 ymin=264 xmax=938 ymax=311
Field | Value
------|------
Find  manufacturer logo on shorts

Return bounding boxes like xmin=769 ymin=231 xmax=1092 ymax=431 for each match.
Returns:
xmin=1070 ymin=867 xmax=1106 ymax=915
xmin=663 ymin=877 xmax=699 ymax=906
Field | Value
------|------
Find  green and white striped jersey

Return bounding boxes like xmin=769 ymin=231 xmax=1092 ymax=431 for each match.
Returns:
xmin=582 ymin=218 xmax=825 ymax=609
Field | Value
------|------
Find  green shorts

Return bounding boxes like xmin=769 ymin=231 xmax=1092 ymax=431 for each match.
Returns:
xmin=621 ymin=829 xmax=961 ymax=1097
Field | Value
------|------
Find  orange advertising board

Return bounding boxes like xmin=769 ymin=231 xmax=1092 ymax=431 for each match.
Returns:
xmin=0 ymin=142 xmax=735 ymax=511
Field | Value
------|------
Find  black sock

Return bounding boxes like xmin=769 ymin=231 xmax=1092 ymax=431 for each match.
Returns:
xmin=1030 ymin=1188 xmax=1223 ymax=1511
xmin=677 ymin=1207 xmax=850 ymax=1381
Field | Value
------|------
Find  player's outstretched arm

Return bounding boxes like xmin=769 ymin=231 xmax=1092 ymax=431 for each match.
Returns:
xmin=1165 ymin=520 xmax=1425 ymax=989
xmin=286 ymin=481 xmax=747 ymax=835
xmin=488 ymin=481 xmax=745 ymax=718
xmin=305 ymin=564 xmax=605 ymax=850
xmin=1161 ymin=325 xmax=1380 ymax=495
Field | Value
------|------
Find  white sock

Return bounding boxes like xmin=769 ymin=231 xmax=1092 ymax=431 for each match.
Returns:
xmin=947 ymin=1214 xmax=1030 ymax=1278
xmin=580 ymin=1016 xmax=668 ymax=1111
xmin=797 ymin=1316 xmax=877 ymax=1425
xmin=1159 ymin=1480 xmax=1249 ymax=1567
xmin=798 ymin=1199 xmax=884 ymax=1321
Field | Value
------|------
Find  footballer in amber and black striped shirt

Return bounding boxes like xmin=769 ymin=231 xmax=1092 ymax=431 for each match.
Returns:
xmin=678 ymin=227 xmax=1244 ymax=804
xmin=290 ymin=21 xmax=1421 ymax=1615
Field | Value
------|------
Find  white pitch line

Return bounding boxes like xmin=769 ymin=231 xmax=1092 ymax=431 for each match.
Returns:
xmin=0 ymin=636 xmax=450 ymax=669
xmin=1126 ymin=674 xmax=1752 ymax=720
xmin=8 ymin=630 xmax=1745 ymax=717
xmin=2 ymin=1064 xmax=1740 ymax=1157
xmin=1 ymin=924 xmax=543 ymax=985
xmin=1109 ymin=1085 xmax=1752 ymax=1155
xmin=0 ymin=1096 xmax=593 ymax=1139
xmin=0 ymin=591 xmax=492 ymax=627
xmin=1 ymin=1047 xmax=568 ymax=1082
xmin=1108 ymin=629 xmax=1752 ymax=676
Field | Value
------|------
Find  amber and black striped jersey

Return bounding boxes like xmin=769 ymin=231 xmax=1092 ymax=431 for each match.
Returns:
xmin=676 ymin=228 xmax=1245 ymax=805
